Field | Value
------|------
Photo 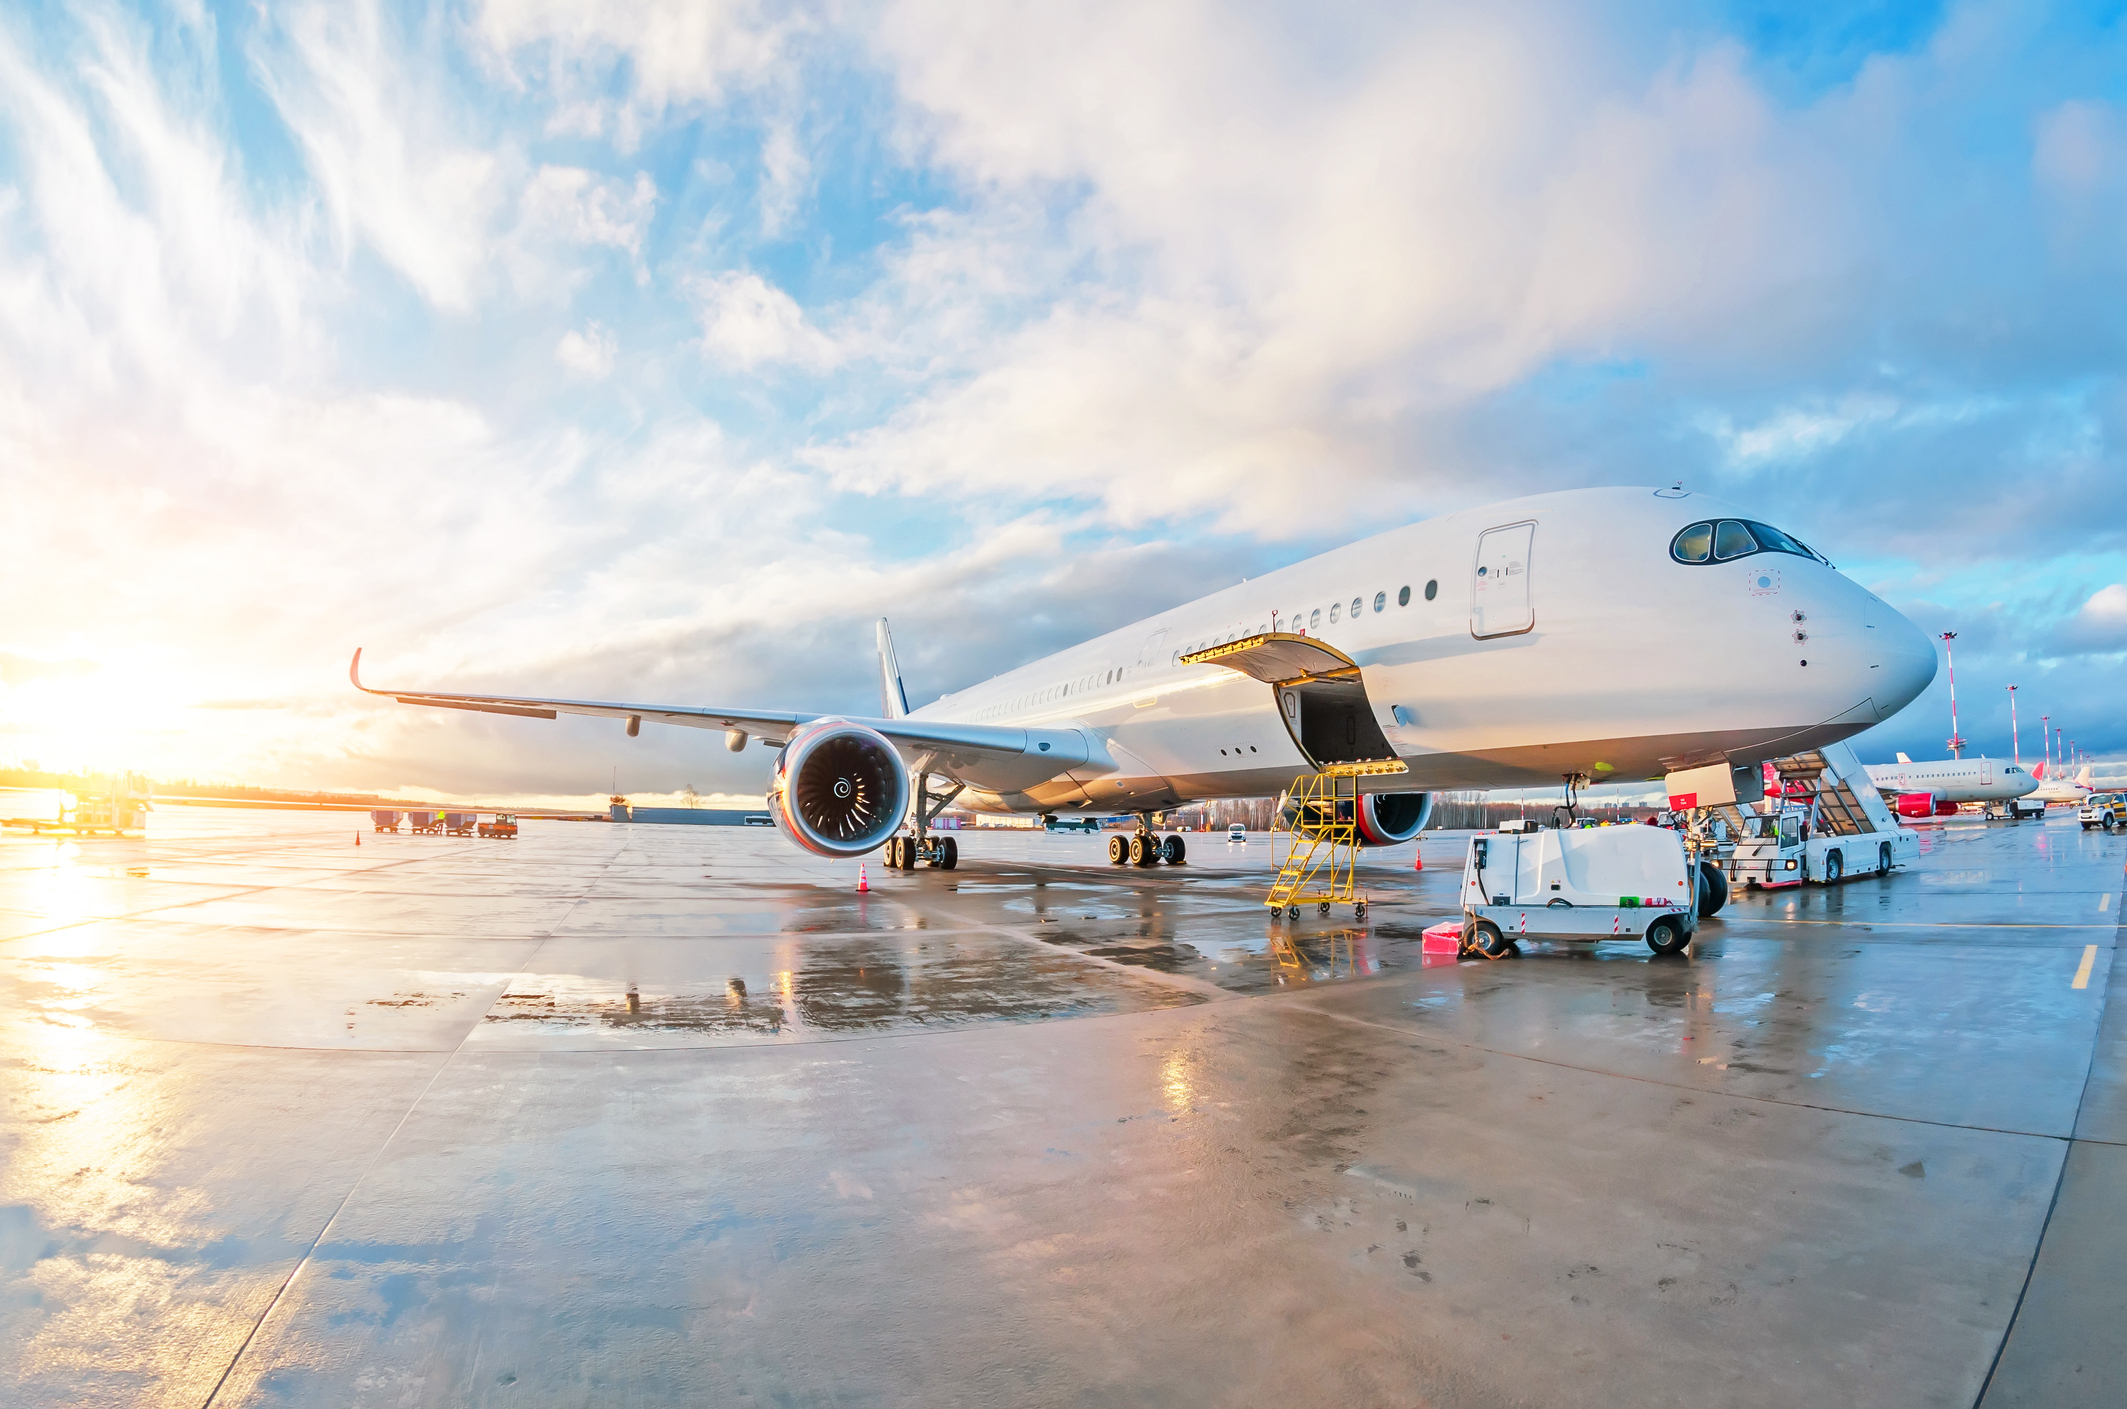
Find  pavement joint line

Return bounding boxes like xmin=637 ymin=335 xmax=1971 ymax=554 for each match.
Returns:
xmin=197 ymin=842 xmax=630 ymax=1408
xmin=970 ymin=921 xmax=1238 ymax=1001
xmin=1972 ymin=893 xmax=2127 ymax=1406
xmin=1273 ymin=985 xmax=2107 ymax=1146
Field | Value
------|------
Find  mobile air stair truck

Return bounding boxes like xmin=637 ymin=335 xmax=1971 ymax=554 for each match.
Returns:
xmin=1459 ymin=823 xmax=1701 ymax=959
xmin=1721 ymin=742 xmax=1918 ymax=889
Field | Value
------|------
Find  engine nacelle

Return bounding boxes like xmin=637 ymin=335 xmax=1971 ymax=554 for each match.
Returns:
xmin=766 ymin=720 xmax=909 ymax=857
xmin=1356 ymin=791 xmax=1433 ymax=845
xmin=1895 ymin=791 xmax=1958 ymax=818
xmin=1276 ymin=790 xmax=1433 ymax=845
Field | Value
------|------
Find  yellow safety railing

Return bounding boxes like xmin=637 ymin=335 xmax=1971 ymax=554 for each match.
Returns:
xmin=1266 ymin=760 xmax=1405 ymax=921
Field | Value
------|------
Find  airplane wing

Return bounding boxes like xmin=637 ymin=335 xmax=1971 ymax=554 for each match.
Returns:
xmin=349 ymin=649 xmax=1087 ymax=790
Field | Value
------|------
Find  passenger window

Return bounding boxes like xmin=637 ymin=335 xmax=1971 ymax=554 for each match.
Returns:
xmin=1672 ymin=522 xmax=1713 ymax=562
xmin=1714 ymin=520 xmax=1758 ymax=559
xmin=1350 ymin=596 xmax=1362 ymax=618
xmin=1424 ymin=579 xmax=1437 ymax=600
xmin=1309 ymin=608 xmax=1321 ymax=629
xmin=1329 ymin=603 xmax=1340 ymax=624
xmin=1397 ymin=585 xmax=1410 ymax=606
xmin=1373 ymin=591 xmax=1385 ymax=613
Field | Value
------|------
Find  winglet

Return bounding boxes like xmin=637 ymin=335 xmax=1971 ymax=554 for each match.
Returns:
xmin=350 ymin=647 xmax=376 ymax=694
xmin=876 ymin=618 xmax=909 ymax=719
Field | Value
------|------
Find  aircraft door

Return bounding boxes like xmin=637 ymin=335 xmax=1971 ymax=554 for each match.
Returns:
xmin=1472 ymin=522 xmax=1535 ymax=639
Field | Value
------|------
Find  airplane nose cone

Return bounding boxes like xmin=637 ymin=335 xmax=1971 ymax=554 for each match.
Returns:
xmin=1872 ymin=599 xmax=1937 ymax=721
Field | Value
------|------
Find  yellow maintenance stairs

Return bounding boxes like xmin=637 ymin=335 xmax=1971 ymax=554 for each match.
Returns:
xmin=1266 ymin=761 xmax=1407 ymax=921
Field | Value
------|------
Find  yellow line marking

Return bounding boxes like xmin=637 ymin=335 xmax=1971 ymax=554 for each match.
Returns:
xmin=2073 ymin=945 xmax=2098 ymax=990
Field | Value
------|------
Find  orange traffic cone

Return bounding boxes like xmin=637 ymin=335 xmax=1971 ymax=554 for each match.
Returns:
xmin=1412 ymin=847 xmax=1422 ymax=871
xmin=857 ymin=863 xmax=869 ymax=893
xmin=355 ymin=832 xmax=361 ymax=846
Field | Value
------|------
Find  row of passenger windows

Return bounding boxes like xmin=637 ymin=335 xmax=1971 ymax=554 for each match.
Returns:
xmin=968 ymin=576 xmax=1446 ymax=720
xmin=1670 ymin=519 xmax=1826 ymax=566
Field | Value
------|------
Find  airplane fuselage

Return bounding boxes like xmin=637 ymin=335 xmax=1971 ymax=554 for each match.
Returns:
xmin=914 ymin=487 xmax=1938 ymax=815
xmin=1864 ymin=758 xmax=2039 ymax=805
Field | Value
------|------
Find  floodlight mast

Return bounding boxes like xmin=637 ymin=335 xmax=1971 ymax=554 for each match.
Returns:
xmin=1940 ymin=632 xmax=1966 ymax=759
xmin=2006 ymin=684 xmax=2019 ymax=767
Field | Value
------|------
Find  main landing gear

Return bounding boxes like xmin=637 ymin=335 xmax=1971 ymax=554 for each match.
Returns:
xmin=1108 ymin=822 xmax=1187 ymax=867
xmin=886 ymin=833 xmax=957 ymax=870
xmin=887 ymin=773 xmax=964 ymax=871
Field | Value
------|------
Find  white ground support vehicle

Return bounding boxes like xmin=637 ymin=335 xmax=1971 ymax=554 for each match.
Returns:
xmin=1459 ymin=824 xmax=1700 ymax=958
xmin=2081 ymin=795 xmax=2127 ymax=831
xmin=1989 ymin=795 xmax=2047 ymax=821
xmin=1721 ymin=743 xmax=1918 ymax=888
xmin=1227 ymin=823 xmax=1247 ymax=841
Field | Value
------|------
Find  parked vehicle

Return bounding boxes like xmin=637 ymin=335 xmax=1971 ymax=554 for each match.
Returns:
xmin=370 ymin=810 xmax=403 ymax=832
xmin=1045 ymin=816 xmax=1102 ymax=833
xmin=444 ymin=812 xmax=478 ymax=836
xmin=1227 ymin=823 xmax=1247 ymax=841
xmin=477 ymin=814 xmax=518 ymax=839
xmin=407 ymin=811 xmax=442 ymax=834
xmin=1459 ymin=824 xmax=1700 ymax=958
xmin=2081 ymin=795 xmax=2127 ymax=831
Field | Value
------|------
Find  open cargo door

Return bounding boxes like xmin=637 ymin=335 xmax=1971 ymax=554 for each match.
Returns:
xmin=1179 ymin=633 xmax=1398 ymax=767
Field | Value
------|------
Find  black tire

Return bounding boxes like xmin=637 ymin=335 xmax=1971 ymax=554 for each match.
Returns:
xmin=886 ymin=837 xmax=901 ymax=869
xmin=1823 ymin=850 xmax=1844 ymax=884
xmin=1129 ymin=833 xmax=1154 ymax=867
xmin=1354 ymin=901 xmax=1367 ymax=921
xmin=1286 ymin=905 xmax=1300 ymax=921
xmin=941 ymin=836 xmax=958 ymax=870
xmin=1697 ymin=860 xmax=1728 ymax=917
xmin=1319 ymin=901 xmax=1331 ymax=916
xmin=1646 ymin=915 xmax=1690 ymax=956
xmin=1161 ymin=833 xmax=1187 ymax=865
xmin=1878 ymin=841 xmax=1892 ymax=874
xmin=1108 ymin=834 xmax=1129 ymax=865
xmin=1466 ymin=919 xmax=1513 ymax=959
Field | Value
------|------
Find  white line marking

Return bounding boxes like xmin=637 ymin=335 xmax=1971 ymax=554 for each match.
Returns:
xmin=2101 ymin=893 xmax=2113 ymax=912
xmin=2073 ymin=945 xmax=2098 ymax=990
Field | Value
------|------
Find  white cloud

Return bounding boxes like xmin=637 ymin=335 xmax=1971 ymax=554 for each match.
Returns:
xmin=519 ymin=166 xmax=658 ymax=253
xmin=2057 ymin=584 xmax=2127 ymax=655
xmin=555 ymin=322 xmax=617 ymax=378
xmin=256 ymin=1 xmax=504 ymax=310
xmin=690 ymin=271 xmax=842 ymax=370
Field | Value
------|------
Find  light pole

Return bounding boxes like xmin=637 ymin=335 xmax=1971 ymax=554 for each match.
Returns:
xmin=1940 ymin=633 xmax=1966 ymax=758
xmin=2043 ymin=715 xmax=2052 ymax=775
xmin=2007 ymin=685 xmax=2020 ymax=767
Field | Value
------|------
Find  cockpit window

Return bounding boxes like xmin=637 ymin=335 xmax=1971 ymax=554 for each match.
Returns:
xmin=2005 ymin=766 xmax=2024 ymax=775
xmin=1671 ymin=518 xmax=1827 ymax=566
xmin=1713 ymin=520 xmax=1758 ymax=559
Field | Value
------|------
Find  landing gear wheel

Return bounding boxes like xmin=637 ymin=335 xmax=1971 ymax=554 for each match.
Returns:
xmin=1697 ymin=860 xmax=1728 ymax=918
xmin=1878 ymin=841 xmax=1892 ymax=874
xmin=886 ymin=837 xmax=903 ymax=869
xmin=1129 ymin=833 xmax=1156 ymax=867
xmin=1463 ymin=919 xmax=1513 ymax=960
xmin=1108 ymin=834 xmax=1129 ymax=865
xmin=1823 ymin=850 xmax=1844 ymax=884
xmin=1646 ymin=915 xmax=1691 ymax=956
xmin=924 ymin=838 xmax=942 ymax=868
xmin=1160 ymin=833 xmax=1187 ymax=865
xmin=941 ymin=836 xmax=958 ymax=870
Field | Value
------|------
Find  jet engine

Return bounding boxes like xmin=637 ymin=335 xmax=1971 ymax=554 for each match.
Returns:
xmin=1895 ymin=792 xmax=1958 ymax=818
xmin=767 ymin=720 xmax=908 ymax=857
xmin=1276 ymin=790 xmax=1433 ymax=845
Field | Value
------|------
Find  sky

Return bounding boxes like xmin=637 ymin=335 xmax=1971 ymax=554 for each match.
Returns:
xmin=2 ymin=0 xmax=2126 ymax=807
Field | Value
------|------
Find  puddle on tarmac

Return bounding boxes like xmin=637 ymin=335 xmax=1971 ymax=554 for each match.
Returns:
xmin=1039 ymin=918 xmax=1452 ymax=995
xmin=481 ymin=932 xmax=1203 ymax=1042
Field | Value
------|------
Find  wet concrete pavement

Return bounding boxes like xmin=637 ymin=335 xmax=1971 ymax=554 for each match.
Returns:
xmin=1 ymin=810 xmax=2120 ymax=1406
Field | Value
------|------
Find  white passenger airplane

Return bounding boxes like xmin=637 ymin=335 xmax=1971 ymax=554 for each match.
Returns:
xmin=1865 ymin=754 xmax=2040 ymax=816
xmin=2025 ymin=761 xmax=2097 ymax=806
xmin=352 ymin=487 xmax=1937 ymax=868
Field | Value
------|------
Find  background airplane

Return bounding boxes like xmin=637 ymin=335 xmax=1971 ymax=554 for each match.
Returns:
xmin=2025 ymin=761 xmax=2097 ymax=805
xmin=1865 ymin=754 xmax=2040 ymax=817
xmin=354 ymin=486 xmax=1937 ymax=868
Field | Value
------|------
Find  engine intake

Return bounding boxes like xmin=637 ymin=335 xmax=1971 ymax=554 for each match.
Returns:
xmin=768 ymin=720 xmax=908 ymax=857
xmin=1276 ymin=790 xmax=1433 ymax=845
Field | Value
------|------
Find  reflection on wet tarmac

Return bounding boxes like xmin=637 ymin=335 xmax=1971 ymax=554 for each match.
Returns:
xmin=484 ymin=931 xmax=1203 ymax=1042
